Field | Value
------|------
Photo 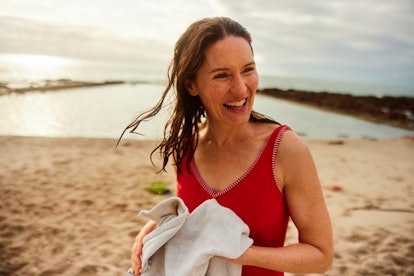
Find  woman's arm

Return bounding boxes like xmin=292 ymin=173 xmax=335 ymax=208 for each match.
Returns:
xmin=233 ymin=131 xmax=333 ymax=273
xmin=130 ymin=220 xmax=157 ymax=275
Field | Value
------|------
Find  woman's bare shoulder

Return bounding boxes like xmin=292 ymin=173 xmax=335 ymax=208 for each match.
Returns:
xmin=279 ymin=127 xmax=309 ymax=153
xmin=252 ymin=122 xmax=281 ymax=139
xmin=274 ymin=128 xmax=317 ymax=192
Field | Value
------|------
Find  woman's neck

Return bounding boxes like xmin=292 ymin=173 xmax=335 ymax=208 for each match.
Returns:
xmin=200 ymin=120 xmax=253 ymax=148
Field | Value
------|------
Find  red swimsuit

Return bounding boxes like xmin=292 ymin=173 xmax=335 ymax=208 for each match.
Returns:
xmin=177 ymin=125 xmax=291 ymax=275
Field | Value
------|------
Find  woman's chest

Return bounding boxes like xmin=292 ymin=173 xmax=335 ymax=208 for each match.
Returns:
xmin=193 ymin=144 xmax=264 ymax=192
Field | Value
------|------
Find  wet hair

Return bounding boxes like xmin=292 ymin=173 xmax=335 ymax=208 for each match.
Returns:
xmin=118 ymin=17 xmax=277 ymax=174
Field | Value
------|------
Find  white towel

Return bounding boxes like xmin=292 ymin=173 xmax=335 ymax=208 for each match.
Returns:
xmin=139 ymin=197 xmax=189 ymax=274
xmin=133 ymin=197 xmax=253 ymax=276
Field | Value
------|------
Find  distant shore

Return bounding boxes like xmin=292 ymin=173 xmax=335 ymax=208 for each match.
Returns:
xmin=0 ymin=79 xmax=126 ymax=95
xmin=1 ymin=79 xmax=413 ymax=131
xmin=258 ymin=88 xmax=414 ymax=131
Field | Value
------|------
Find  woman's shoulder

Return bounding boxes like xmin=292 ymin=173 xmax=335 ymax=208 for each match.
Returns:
xmin=254 ymin=123 xmax=307 ymax=152
xmin=278 ymin=125 xmax=308 ymax=149
xmin=251 ymin=122 xmax=281 ymax=137
xmin=273 ymin=125 xmax=314 ymax=190
xmin=252 ymin=122 xmax=296 ymax=141
xmin=277 ymin=126 xmax=313 ymax=165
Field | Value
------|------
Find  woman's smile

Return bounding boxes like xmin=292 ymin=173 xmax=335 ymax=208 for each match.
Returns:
xmin=223 ymin=98 xmax=247 ymax=110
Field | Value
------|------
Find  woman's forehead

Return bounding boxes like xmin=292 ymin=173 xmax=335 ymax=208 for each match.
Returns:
xmin=203 ymin=36 xmax=254 ymax=66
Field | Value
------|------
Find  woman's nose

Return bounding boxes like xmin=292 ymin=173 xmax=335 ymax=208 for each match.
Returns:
xmin=230 ymin=74 xmax=247 ymax=95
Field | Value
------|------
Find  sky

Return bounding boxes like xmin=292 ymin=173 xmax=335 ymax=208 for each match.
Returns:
xmin=1 ymin=0 xmax=413 ymax=87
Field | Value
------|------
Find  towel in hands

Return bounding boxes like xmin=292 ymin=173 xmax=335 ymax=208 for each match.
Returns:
xmin=128 ymin=197 xmax=253 ymax=276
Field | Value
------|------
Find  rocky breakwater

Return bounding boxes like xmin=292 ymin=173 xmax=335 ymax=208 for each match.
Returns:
xmin=258 ymin=88 xmax=414 ymax=131
xmin=0 ymin=79 xmax=125 ymax=95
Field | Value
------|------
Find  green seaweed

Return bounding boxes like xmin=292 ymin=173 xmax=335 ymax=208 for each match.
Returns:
xmin=146 ymin=181 xmax=171 ymax=195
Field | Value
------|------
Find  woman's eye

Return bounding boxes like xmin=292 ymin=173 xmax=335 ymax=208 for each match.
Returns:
xmin=243 ymin=67 xmax=255 ymax=73
xmin=214 ymin=73 xmax=228 ymax=79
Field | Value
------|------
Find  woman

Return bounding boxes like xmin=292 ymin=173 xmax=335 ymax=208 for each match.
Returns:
xmin=124 ymin=17 xmax=333 ymax=275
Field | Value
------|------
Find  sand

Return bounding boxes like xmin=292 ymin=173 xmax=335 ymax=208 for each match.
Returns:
xmin=0 ymin=135 xmax=413 ymax=275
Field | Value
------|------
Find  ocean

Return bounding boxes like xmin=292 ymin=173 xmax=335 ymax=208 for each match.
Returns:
xmin=0 ymin=53 xmax=413 ymax=140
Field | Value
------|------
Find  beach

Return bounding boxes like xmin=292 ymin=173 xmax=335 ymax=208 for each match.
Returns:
xmin=1 ymin=135 xmax=413 ymax=275
xmin=1 ymin=2 xmax=413 ymax=274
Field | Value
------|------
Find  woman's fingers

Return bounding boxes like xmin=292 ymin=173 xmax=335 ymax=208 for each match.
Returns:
xmin=130 ymin=221 xmax=157 ymax=275
xmin=131 ymin=241 xmax=143 ymax=275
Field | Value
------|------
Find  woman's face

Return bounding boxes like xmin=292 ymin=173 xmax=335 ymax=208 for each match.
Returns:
xmin=186 ymin=35 xmax=258 ymax=128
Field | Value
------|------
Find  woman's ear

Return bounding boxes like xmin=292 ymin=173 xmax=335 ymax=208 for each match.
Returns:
xmin=185 ymin=79 xmax=198 ymax=96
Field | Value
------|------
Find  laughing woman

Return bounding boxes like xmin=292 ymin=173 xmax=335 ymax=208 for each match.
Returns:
xmin=123 ymin=17 xmax=333 ymax=275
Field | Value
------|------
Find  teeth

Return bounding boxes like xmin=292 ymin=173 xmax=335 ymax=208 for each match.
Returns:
xmin=225 ymin=99 xmax=246 ymax=107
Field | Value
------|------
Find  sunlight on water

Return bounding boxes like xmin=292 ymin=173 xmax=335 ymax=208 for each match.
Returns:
xmin=0 ymin=53 xmax=413 ymax=139
xmin=18 ymin=94 xmax=61 ymax=135
xmin=0 ymin=84 xmax=170 ymax=139
xmin=1 ymin=93 xmax=64 ymax=137
xmin=0 ymin=84 xmax=412 ymax=140
xmin=2 ymin=53 xmax=413 ymax=97
xmin=0 ymin=53 xmax=166 ymax=85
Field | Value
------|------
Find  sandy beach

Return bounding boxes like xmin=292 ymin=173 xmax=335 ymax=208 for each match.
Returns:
xmin=1 ymin=135 xmax=413 ymax=275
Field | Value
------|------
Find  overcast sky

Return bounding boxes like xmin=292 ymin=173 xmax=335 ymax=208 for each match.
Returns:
xmin=1 ymin=0 xmax=413 ymax=86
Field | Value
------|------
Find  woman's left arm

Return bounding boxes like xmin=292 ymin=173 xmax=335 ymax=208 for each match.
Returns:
xmin=234 ymin=131 xmax=334 ymax=274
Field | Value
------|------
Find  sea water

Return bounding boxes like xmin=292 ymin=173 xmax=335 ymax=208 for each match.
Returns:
xmin=0 ymin=53 xmax=413 ymax=139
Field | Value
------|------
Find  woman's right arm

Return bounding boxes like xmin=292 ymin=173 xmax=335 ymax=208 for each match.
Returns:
xmin=131 ymin=220 xmax=157 ymax=275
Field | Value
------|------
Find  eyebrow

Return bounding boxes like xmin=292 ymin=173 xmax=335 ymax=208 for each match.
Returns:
xmin=208 ymin=61 xmax=256 ymax=74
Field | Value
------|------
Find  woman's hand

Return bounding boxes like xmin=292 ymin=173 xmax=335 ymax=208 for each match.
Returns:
xmin=131 ymin=220 xmax=157 ymax=275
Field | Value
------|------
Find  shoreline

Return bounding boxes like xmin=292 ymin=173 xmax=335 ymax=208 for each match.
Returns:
xmin=1 ymin=79 xmax=413 ymax=131
xmin=258 ymin=88 xmax=414 ymax=131
xmin=0 ymin=79 xmax=126 ymax=94
xmin=1 ymin=135 xmax=413 ymax=275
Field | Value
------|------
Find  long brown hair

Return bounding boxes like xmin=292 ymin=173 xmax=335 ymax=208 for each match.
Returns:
xmin=118 ymin=17 xmax=277 ymax=174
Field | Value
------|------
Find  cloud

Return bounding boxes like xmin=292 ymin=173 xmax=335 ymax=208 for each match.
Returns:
xmin=0 ymin=0 xmax=413 ymax=86
xmin=0 ymin=15 xmax=172 ymax=67
xmin=216 ymin=0 xmax=414 ymax=85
